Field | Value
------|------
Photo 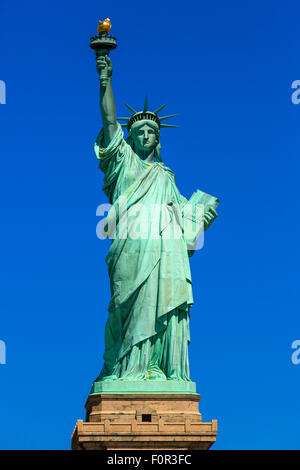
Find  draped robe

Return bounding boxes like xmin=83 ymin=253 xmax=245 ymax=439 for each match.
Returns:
xmin=94 ymin=124 xmax=206 ymax=382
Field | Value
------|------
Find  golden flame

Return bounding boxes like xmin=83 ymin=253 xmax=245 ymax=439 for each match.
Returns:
xmin=97 ymin=18 xmax=112 ymax=34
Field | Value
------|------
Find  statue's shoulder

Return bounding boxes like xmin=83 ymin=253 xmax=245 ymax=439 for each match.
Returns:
xmin=159 ymin=162 xmax=175 ymax=177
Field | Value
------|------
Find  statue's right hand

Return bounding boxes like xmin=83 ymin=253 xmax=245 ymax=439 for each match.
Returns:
xmin=96 ymin=55 xmax=113 ymax=78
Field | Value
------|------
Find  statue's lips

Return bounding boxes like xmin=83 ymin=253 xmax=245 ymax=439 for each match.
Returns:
xmin=141 ymin=145 xmax=154 ymax=150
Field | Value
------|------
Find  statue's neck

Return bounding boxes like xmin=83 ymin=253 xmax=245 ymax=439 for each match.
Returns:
xmin=137 ymin=149 xmax=155 ymax=163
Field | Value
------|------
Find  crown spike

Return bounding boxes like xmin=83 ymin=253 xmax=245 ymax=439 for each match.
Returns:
xmin=154 ymin=103 xmax=168 ymax=114
xmin=117 ymin=117 xmax=130 ymax=121
xmin=159 ymin=114 xmax=178 ymax=121
xmin=160 ymin=124 xmax=180 ymax=128
xmin=143 ymin=96 xmax=148 ymax=113
xmin=120 ymin=124 xmax=128 ymax=127
xmin=124 ymin=102 xmax=137 ymax=114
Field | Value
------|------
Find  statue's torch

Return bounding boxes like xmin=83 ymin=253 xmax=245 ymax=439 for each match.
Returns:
xmin=90 ymin=19 xmax=117 ymax=87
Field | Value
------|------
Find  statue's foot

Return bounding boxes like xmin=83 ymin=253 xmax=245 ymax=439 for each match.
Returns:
xmin=167 ymin=375 xmax=191 ymax=382
xmin=147 ymin=366 xmax=167 ymax=381
xmin=100 ymin=374 xmax=118 ymax=381
xmin=119 ymin=375 xmax=145 ymax=381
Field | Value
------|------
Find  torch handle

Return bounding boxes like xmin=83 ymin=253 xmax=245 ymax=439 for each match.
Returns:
xmin=95 ymin=49 xmax=110 ymax=87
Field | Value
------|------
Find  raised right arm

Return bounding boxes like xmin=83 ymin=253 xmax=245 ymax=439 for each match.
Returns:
xmin=96 ymin=55 xmax=118 ymax=147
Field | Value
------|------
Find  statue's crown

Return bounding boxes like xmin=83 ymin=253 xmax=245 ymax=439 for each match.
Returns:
xmin=117 ymin=97 xmax=178 ymax=132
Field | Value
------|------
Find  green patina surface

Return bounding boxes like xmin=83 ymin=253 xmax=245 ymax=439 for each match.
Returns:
xmin=90 ymin=380 xmax=198 ymax=395
xmin=89 ymin=40 xmax=219 ymax=395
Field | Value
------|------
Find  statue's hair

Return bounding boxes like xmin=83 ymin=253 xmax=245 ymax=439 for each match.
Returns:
xmin=126 ymin=120 xmax=162 ymax=162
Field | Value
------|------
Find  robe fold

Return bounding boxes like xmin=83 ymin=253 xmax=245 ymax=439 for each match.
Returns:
xmin=94 ymin=124 xmax=217 ymax=381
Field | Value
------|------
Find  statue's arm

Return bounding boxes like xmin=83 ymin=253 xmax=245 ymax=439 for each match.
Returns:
xmin=96 ymin=56 xmax=118 ymax=147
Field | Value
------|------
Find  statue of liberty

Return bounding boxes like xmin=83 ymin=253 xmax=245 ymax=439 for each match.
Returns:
xmin=91 ymin=53 xmax=219 ymax=389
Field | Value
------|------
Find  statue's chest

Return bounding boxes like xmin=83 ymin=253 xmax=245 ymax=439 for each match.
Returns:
xmin=117 ymin=159 xmax=173 ymax=203
xmin=121 ymin=164 xmax=144 ymax=191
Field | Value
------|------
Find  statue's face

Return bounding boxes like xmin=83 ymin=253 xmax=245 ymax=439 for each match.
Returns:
xmin=132 ymin=124 xmax=158 ymax=152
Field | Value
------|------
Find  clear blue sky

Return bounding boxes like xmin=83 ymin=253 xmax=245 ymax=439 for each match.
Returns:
xmin=0 ymin=0 xmax=299 ymax=450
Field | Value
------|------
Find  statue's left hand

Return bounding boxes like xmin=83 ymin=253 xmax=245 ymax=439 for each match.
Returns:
xmin=204 ymin=207 xmax=218 ymax=230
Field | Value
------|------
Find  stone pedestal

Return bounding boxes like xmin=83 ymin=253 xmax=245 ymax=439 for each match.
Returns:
xmin=71 ymin=393 xmax=217 ymax=450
